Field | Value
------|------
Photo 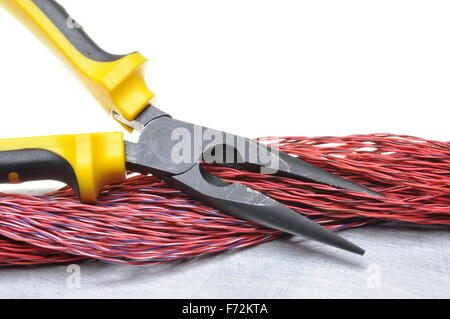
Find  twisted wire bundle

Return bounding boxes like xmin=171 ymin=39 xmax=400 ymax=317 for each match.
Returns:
xmin=0 ymin=133 xmax=449 ymax=266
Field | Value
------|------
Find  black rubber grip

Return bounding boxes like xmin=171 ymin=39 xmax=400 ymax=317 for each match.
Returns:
xmin=0 ymin=149 xmax=79 ymax=194
xmin=32 ymin=0 xmax=126 ymax=62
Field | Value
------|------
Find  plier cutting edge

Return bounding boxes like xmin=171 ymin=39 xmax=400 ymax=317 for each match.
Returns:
xmin=1 ymin=0 xmax=382 ymax=256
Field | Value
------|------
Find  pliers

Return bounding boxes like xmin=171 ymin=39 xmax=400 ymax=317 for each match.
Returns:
xmin=1 ymin=0 xmax=382 ymax=255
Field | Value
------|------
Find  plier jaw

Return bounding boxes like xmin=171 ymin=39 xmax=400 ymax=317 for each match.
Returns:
xmin=124 ymin=106 xmax=380 ymax=255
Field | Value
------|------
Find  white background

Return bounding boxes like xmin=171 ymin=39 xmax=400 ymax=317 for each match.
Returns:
xmin=0 ymin=1 xmax=448 ymax=298
xmin=1 ymin=0 xmax=449 ymax=141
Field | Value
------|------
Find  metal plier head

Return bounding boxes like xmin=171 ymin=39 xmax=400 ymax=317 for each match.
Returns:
xmin=122 ymin=106 xmax=381 ymax=255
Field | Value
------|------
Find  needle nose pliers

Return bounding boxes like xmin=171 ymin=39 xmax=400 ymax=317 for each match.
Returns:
xmin=0 ymin=0 xmax=382 ymax=255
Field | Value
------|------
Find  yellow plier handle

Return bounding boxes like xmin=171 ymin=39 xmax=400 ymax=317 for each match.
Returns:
xmin=2 ymin=0 xmax=154 ymax=124
xmin=0 ymin=133 xmax=126 ymax=202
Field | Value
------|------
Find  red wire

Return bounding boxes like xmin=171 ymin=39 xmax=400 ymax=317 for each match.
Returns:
xmin=0 ymin=133 xmax=449 ymax=266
